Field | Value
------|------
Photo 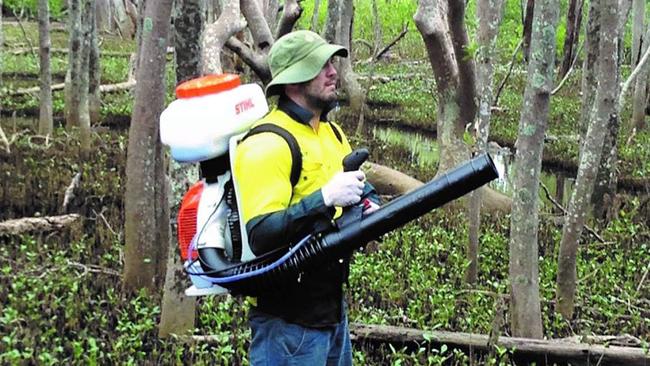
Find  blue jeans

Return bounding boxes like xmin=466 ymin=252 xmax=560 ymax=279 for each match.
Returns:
xmin=248 ymin=309 xmax=352 ymax=366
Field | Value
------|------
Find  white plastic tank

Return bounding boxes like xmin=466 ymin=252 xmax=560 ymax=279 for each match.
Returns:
xmin=160 ymin=74 xmax=269 ymax=163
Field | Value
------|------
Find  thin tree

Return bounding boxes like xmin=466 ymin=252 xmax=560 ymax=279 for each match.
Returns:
xmin=508 ymin=0 xmax=559 ymax=338
xmin=323 ymin=0 xmax=366 ymax=138
xmin=78 ymin=0 xmax=94 ymax=155
xmin=123 ymin=0 xmax=174 ymax=292
xmin=631 ymin=0 xmax=644 ymax=65
xmin=414 ymin=0 xmax=477 ymax=173
xmin=630 ymin=9 xmax=648 ymax=127
xmin=88 ymin=2 xmax=101 ymax=124
xmin=64 ymin=0 xmax=83 ymax=128
xmin=522 ymin=0 xmax=535 ymax=62
xmin=578 ymin=0 xmax=600 ymax=139
xmin=560 ymin=0 xmax=583 ymax=77
xmin=38 ymin=0 xmax=54 ymax=135
xmin=591 ymin=0 xmax=632 ymax=216
xmin=467 ymin=0 xmax=505 ymax=284
xmin=556 ymin=0 xmax=619 ymax=319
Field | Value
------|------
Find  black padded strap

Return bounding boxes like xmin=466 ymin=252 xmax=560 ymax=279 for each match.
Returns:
xmin=330 ymin=123 xmax=343 ymax=144
xmin=243 ymin=124 xmax=302 ymax=187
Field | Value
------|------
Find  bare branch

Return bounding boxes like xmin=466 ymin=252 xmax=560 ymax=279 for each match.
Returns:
xmin=225 ymin=37 xmax=271 ymax=82
xmin=493 ymin=40 xmax=522 ymax=107
xmin=241 ymin=0 xmax=274 ymax=51
xmin=275 ymin=0 xmax=302 ymax=39
xmin=374 ymin=24 xmax=408 ymax=61
xmin=201 ymin=0 xmax=247 ymax=74
xmin=540 ymin=182 xmax=606 ymax=243
xmin=7 ymin=80 xmax=136 ymax=96
xmin=552 ymin=41 xmax=584 ymax=95
xmin=619 ymin=25 xmax=650 ymax=112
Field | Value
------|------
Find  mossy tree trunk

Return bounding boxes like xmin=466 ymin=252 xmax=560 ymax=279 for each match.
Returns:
xmin=467 ymin=0 xmax=505 ymax=284
xmin=557 ymin=0 xmax=619 ymax=319
xmin=38 ymin=0 xmax=53 ymax=136
xmin=591 ymin=2 xmax=631 ymax=217
xmin=123 ymin=0 xmax=173 ymax=293
xmin=508 ymin=0 xmax=559 ymax=338
xmin=414 ymin=0 xmax=476 ymax=174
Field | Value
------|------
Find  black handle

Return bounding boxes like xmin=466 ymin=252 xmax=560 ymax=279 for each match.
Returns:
xmin=343 ymin=148 xmax=369 ymax=171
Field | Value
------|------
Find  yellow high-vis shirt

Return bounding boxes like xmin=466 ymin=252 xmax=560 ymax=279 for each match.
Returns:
xmin=233 ymin=108 xmax=351 ymax=225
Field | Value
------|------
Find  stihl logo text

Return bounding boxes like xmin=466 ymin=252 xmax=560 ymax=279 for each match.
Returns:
xmin=235 ymin=99 xmax=255 ymax=114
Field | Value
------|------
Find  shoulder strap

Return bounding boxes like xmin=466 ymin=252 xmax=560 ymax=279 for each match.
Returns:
xmin=329 ymin=122 xmax=343 ymax=144
xmin=243 ymin=123 xmax=302 ymax=187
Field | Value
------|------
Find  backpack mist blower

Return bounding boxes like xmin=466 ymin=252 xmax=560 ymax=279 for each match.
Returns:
xmin=160 ymin=74 xmax=500 ymax=297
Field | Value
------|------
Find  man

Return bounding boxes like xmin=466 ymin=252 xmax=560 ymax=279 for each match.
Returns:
xmin=233 ymin=30 xmax=380 ymax=365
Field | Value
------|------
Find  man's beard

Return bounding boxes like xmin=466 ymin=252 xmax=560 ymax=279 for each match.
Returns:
xmin=304 ymin=86 xmax=337 ymax=111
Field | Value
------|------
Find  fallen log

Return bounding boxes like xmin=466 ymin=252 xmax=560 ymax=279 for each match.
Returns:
xmin=364 ymin=161 xmax=512 ymax=214
xmin=7 ymin=80 xmax=136 ymax=96
xmin=0 ymin=214 xmax=82 ymax=236
xmin=349 ymin=323 xmax=650 ymax=366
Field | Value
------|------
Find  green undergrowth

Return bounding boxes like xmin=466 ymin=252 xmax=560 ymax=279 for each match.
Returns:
xmin=1 ymin=128 xmax=648 ymax=364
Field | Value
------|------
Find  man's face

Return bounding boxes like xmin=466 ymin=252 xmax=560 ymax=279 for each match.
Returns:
xmin=302 ymin=59 xmax=338 ymax=110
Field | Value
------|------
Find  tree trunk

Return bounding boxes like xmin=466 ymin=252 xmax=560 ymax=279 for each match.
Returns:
xmin=78 ymin=0 xmax=93 ymax=156
xmin=158 ymin=161 xmax=197 ymax=337
xmin=311 ymin=0 xmax=322 ymax=32
xmin=467 ymin=0 xmax=505 ymax=284
xmin=578 ymin=0 xmax=600 ymax=139
xmin=522 ymin=0 xmax=535 ymax=62
xmin=95 ymin=0 xmax=113 ymax=33
xmin=159 ymin=0 xmax=204 ymax=338
xmin=509 ymin=0 xmax=559 ymax=338
xmin=65 ymin=0 xmax=83 ymax=128
xmin=556 ymin=0 xmax=619 ymax=319
xmin=38 ymin=0 xmax=54 ymax=136
xmin=0 ymin=214 xmax=82 ymax=236
xmin=174 ymin=0 xmax=204 ymax=84
xmin=323 ymin=0 xmax=341 ymax=44
xmin=560 ymin=0 xmax=581 ymax=77
xmin=372 ymin=0 xmax=383 ymax=55
xmin=331 ymin=0 xmax=366 ymax=139
xmin=631 ymin=0 xmax=644 ymax=65
xmin=414 ymin=0 xmax=475 ymax=175
xmin=88 ymin=1 xmax=101 ymax=124
xmin=123 ymin=0 xmax=173 ymax=293
xmin=591 ymin=0 xmax=631 ymax=216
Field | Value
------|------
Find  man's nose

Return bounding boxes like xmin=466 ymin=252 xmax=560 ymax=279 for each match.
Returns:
xmin=325 ymin=61 xmax=337 ymax=77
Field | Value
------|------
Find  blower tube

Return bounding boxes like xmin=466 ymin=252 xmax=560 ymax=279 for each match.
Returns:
xmin=198 ymin=153 xmax=499 ymax=296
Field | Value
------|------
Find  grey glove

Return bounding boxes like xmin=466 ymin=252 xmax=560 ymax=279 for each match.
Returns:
xmin=321 ymin=171 xmax=365 ymax=207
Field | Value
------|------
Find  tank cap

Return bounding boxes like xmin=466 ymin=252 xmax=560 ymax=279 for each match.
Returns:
xmin=175 ymin=74 xmax=241 ymax=99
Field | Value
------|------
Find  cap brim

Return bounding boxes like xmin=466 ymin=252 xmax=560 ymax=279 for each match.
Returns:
xmin=265 ymin=44 xmax=348 ymax=97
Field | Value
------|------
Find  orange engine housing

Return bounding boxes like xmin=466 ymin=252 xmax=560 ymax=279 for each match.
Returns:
xmin=177 ymin=181 xmax=204 ymax=261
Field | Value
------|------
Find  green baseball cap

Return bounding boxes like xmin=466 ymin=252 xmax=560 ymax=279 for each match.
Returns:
xmin=266 ymin=30 xmax=348 ymax=96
